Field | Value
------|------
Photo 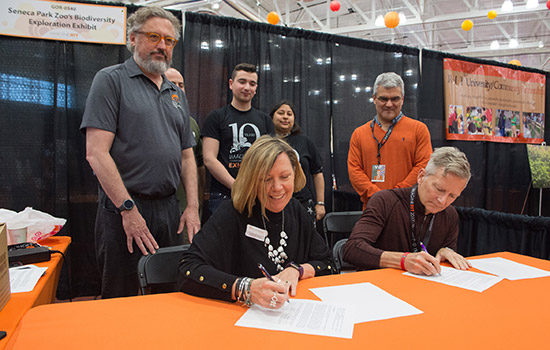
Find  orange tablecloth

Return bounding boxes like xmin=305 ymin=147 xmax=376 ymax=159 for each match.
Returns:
xmin=8 ymin=251 xmax=550 ymax=349
xmin=0 ymin=236 xmax=71 ymax=349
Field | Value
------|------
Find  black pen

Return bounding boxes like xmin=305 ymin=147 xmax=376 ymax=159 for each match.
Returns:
xmin=258 ymin=263 xmax=275 ymax=281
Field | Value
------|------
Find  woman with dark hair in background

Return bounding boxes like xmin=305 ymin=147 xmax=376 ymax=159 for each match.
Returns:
xmin=269 ymin=101 xmax=326 ymax=225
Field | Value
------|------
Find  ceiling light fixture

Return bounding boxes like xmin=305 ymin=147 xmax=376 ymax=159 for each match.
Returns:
xmin=509 ymin=38 xmax=518 ymax=48
xmin=526 ymin=0 xmax=539 ymax=9
xmin=398 ymin=12 xmax=407 ymax=24
xmin=211 ymin=2 xmax=220 ymax=10
xmin=539 ymin=41 xmax=544 ymax=48
xmin=375 ymin=15 xmax=385 ymax=27
xmin=490 ymin=40 xmax=500 ymax=49
xmin=502 ymin=0 xmax=513 ymax=12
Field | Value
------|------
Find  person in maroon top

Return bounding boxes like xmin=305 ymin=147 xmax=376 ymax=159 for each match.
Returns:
xmin=343 ymin=147 xmax=472 ymax=276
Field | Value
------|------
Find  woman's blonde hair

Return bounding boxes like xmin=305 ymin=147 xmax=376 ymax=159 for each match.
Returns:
xmin=232 ymin=135 xmax=306 ymax=218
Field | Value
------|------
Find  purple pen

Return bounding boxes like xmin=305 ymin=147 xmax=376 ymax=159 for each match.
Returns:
xmin=420 ymin=241 xmax=441 ymax=276
xmin=420 ymin=241 xmax=428 ymax=253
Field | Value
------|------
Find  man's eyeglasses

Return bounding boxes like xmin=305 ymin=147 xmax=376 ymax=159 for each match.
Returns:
xmin=375 ymin=96 xmax=402 ymax=103
xmin=136 ymin=31 xmax=178 ymax=48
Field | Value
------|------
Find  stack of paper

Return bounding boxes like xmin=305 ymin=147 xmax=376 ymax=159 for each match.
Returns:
xmin=469 ymin=257 xmax=550 ymax=280
xmin=9 ymin=265 xmax=48 ymax=293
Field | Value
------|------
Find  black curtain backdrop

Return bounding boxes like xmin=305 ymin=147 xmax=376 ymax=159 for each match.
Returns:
xmin=0 ymin=6 xmax=548 ymax=298
xmin=183 ymin=13 xmax=420 ymax=212
xmin=183 ymin=13 xmax=333 ymax=209
xmin=456 ymin=207 xmax=550 ymax=260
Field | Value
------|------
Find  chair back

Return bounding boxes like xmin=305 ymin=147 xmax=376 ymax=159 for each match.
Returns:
xmin=322 ymin=211 xmax=363 ymax=248
xmin=137 ymin=244 xmax=189 ymax=295
xmin=332 ymin=238 xmax=356 ymax=273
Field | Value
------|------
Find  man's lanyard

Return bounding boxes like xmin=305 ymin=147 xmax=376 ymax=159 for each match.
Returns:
xmin=409 ymin=186 xmax=435 ymax=252
xmin=370 ymin=112 xmax=403 ymax=165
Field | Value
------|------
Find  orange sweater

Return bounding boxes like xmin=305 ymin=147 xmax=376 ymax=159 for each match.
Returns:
xmin=347 ymin=116 xmax=432 ymax=209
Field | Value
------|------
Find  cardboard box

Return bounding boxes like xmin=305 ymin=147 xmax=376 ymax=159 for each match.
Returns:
xmin=0 ymin=223 xmax=11 ymax=311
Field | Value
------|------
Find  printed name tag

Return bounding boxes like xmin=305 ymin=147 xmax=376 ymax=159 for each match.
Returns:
xmin=245 ymin=224 xmax=268 ymax=242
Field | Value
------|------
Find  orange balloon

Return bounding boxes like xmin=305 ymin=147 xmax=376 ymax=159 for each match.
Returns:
xmin=508 ymin=59 xmax=522 ymax=66
xmin=267 ymin=11 xmax=280 ymax=25
xmin=384 ymin=11 xmax=400 ymax=28
xmin=488 ymin=10 xmax=497 ymax=19
xmin=461 ymin=19 xmax=473 ymax=31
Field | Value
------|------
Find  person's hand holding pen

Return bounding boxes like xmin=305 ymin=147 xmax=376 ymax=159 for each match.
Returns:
xmin=401 ymin=243 xmax=441 ymax=276
xmin=250 ymin=264 xmax=290 ymax=309
xmin=420 ymin=242 xmax=441 ymax=276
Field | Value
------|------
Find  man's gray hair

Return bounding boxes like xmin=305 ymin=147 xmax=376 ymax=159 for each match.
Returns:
xmin=126 ymin=7 xmax=181 ymax=53
xmin=373 ymin=72 xmax=404 ymax=96
xmin=425 ymin=147 xmax=471 ymax=181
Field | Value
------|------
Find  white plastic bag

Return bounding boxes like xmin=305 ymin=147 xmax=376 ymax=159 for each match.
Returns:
xmin=2 ymin=207 xmax=66 ymax=243
xmin=0 ymin=208 xmax=18 ymax=223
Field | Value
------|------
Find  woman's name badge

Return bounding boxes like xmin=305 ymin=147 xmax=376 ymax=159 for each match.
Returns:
xmin=372 ymin=164 xmax=386 ymax=182
xmin=245 ymin=224 xmax=268 ymax=242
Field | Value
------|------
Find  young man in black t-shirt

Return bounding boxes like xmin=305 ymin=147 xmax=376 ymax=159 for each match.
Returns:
xmin=202 ymin=63 xmax=274 ymax=217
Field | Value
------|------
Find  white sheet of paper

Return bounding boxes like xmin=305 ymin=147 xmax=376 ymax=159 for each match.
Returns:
xmin=310 ymin=282 xmax=422 ymax=324
xmin=235 ymin=299 xmax=354 ymax=339
xmin=403 ymin=266 xmax=502 ymax=292
xmin=469 ymin=257 xmax=550 ymax=280
xmin=9 ymin=265 xmax=48 ymax=293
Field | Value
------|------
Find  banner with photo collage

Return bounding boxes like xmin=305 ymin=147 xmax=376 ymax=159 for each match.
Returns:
xmin=443 ymin=58 xmax=545 ymax=144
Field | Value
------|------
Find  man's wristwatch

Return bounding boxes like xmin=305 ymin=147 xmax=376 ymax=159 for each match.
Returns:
xmin=286 ymin=262 xmax=304 ymax=279
xmin=117 ymin=199 xmax=135 ymax=213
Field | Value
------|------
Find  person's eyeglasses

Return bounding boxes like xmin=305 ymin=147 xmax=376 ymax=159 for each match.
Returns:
xmin=136 ymin=31 xmax=178 ymax=48
xmin=376 ymin=96 xmax=402 ymax=103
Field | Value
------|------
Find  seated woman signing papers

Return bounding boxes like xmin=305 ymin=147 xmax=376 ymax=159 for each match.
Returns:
xmin=178 ymin=136 xmax=333 ymax=308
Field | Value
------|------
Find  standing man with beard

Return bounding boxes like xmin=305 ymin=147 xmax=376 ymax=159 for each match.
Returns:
xmin=80 ymin=7 xmax=200 ymax=298
xmin=202 ymin=63 xmax=274 ymax=217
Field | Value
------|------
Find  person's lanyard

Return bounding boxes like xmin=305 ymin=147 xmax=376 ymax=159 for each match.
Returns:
xmin=370 ymin=112 xmax=403 ymax=165
xmin=409 ymin=186 xmax=435 ymax=252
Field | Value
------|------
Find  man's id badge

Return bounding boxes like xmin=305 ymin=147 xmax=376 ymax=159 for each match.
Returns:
xmin=372 ymin=164 xmax=386 ymax=182
xmin=245 ymin=224 xmax=268 ymax=242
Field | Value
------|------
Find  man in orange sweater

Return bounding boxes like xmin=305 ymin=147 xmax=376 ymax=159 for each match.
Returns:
xmin=348 ymin=72 xmax=432 ymax=210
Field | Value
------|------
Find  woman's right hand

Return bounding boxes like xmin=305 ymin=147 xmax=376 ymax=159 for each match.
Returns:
xmin=249 ymin=278 xmax=290 ymax=309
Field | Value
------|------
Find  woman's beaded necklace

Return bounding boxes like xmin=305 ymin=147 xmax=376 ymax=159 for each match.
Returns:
xmin=261 ymin=210 xmax=288 ymax=271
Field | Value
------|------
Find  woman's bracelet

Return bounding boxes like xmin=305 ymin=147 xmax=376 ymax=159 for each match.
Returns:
xmin=235 ymin=277 xmax=244 ymax=302
xmin=316 ymin=201 xmax=325 ymax=206
xmin=236 ymin=277 xmax=254 ymax=307
xmin=244 ymin=278 xmax=253 ymax=307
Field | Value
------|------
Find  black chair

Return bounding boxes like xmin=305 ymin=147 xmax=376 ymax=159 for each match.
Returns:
xmin=137 ymin=244 xmax=189 ymax=295
xmin=322 ymin=211 xmax=363 ymax=249
xmin=332 ymin=238 xmax=356 ymax=273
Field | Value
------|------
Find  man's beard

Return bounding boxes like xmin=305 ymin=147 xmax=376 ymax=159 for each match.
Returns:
xmin=134 ymin=50 xmax=171 ymax=75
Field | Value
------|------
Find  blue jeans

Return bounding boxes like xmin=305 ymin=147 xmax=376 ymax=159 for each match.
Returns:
xmin=205 ymin=192 xmax=230 ymax=221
